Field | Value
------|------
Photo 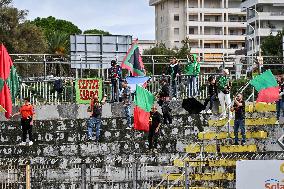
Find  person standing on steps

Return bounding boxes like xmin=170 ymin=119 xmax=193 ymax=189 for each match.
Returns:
xmin=158 ymin=79 xmax=172 ymax=125
xmin=184 ymin=54 xmax=201 ymax=97
xmin=12 ymin=97 xmax=35 ymax=146
xmin=121 ymin=81 xmax=132 ymax=129
xmin=87 ymin=95 xmax=107 ymax=142
xmin=217 ymin=69 xmax=232 ymax=119
xmin=203 ymin=76 xmax=218 ymax=114
xmin=109 ymin=60 xmax=122 ymax=102
xmin=148 ymin=105 xmax=162 ymax=153
xmin=166 ymin=57 xmax=180 ymax=100
xmin=231 ymin=94 xmax=246 ymax=145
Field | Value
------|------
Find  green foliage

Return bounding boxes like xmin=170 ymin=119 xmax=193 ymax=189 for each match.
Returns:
xmin=46 ymin=31 xmax=69 ymax=54
xmin=142 ymin=40 xmax=191 ymax=75
xmin=0 ymin=1 xmax=47 ymax=53
xmin=83 ymin=29 xmax=111 ymax=35
xmin=261 ymin=30 xmax=284 ymax=74
xmin=32 ymin=16 xmax=82 ymax=35
xmin=261 ymin=30 xmax=284 ymax=56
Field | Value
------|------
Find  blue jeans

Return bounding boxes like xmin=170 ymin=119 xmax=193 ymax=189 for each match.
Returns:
xmin=124 ymin=105 xmax=131 ymax=128
xmin=276 ymin=100 xmax=284 ymax=120
xmin=111 ymin=79 xmax=119 ymax=102
xmin=187 ymin=76 xmax=198 ymax=97
xmin=87 ymin=117 xmax=101 ymax=140
xmin=234 ymin=119 xmax=246 ymax=144
xmin=204 ymin=95 xmax=215 ymax=110
xmin=171 ymin=80 xmax=177 ymax=97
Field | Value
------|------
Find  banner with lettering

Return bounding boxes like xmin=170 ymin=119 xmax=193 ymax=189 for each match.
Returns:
xmin=75 ymin=78 xmax=103 ymax=104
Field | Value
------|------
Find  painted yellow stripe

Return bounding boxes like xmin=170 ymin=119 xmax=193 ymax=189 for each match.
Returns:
xmin=208 ymin=117 xmax=277 ymax=127
xmin=198 ymin=131 xmax=268 ymax=140
xmin=185 ymin=144 xmax=257 ymax=153
xmin=174 ymin=159 xmax=237 ymax=167
xmin=163 ymin=173 xmax=234 ymax=181
xmin=219 ymin=103 xmax=276 ymax=113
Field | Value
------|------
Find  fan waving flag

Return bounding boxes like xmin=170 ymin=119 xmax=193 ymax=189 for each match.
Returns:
xmin=0 ymin=44 xmax=20 ymax=119
xmin=249 ymin=69 xmax=279 ymax=103
xmin=134 ymin=85 xmax=155 ymax=132
xmin=121 ymin=40 xmax=145 ymax=76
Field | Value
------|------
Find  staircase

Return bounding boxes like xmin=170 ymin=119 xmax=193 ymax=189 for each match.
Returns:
xmin=151 ymin=103 xmax=284 ymax=189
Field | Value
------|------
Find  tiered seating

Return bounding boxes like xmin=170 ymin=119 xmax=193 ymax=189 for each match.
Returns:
xmin=152 ymin=103 xmax=278 ymax=188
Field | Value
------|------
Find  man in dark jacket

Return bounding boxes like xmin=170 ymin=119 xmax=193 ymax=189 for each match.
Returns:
xmin=109 ymin=60 xmax=122 ymax=102
xmin=203 ymin=76 xmax=218 ymax=113
xmin=148 ymin=105 xmax=162 ymax=153
xmin=166 ymin=57 xmax=180 ymax=99
xmin=87 ymin=95 xmax=107 ymax=142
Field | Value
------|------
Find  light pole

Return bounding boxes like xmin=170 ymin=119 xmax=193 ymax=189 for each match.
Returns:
xmin=243 ymin=7 xmax=261 ymax=54
xmin=247 ymin=35 xmax=255 ymax=73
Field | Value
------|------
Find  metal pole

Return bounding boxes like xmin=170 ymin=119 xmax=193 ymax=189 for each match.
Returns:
xmin=81 ymin=160 xmax=86 ymax=189
xmin=132 ymin=162 xmax=137 ymax=189
xmin=184 ymin=161 xmax=189 ymax=189
xmin=26 ymin=160 xmax=31 ymax=189
xmin=43 ymin=55 xmax=47 ymax=79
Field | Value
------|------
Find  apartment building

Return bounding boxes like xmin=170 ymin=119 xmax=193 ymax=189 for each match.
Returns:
xmin=241 ymin=0 xmax=284 ymax=56
xmin=149 ymin=0 xmax=246 ymax=61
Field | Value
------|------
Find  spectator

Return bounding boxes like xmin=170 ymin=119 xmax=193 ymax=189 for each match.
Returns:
xmin=157 ymin=79 xmax=172 ymax=124
xmin=184 ymin=54 xmax=200 ymax=97
xmin=12 ymin=97 xmax=35 ymax=146
xmin=87 ymin=95 xmax=107 ymax=142
xmin=121 ymin=81 xmax=132 ymax=129
xmin=276 ymin=75 xmax=284 ymax=124
xmin=203 ymin=76 xmax=218 ymax=114
xmin=148 ymin=105 xmax=162 ymax=153
xmin=217 ymin=69 xmax=232 ymax=119
xmin=166 ymin=57 xmax=180 ymax=99
xmin=109 ymin=60 xmax=122 ymax=102
xmin=231 ymin=94 xmax=246 ymax=145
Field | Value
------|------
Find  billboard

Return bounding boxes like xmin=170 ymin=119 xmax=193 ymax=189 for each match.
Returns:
xmin=75 ymin=78 xmax=103 ymax=104
xmin=236 ymin=160 xmax=284 ymax=189
xmin=70 ymin=34 xmax=132 ymax=69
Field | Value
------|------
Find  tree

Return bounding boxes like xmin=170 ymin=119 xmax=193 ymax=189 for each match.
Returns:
xmin=32 ymin=16 xmax=82 ymax=35
xmin=0 ymin=0 xmax=47 ymax=53
xmin=261 ymin=30 xmax=284 ymax=74
xmin=46 ymin=31 xmax=69 ymax=54
xmin=261 ymin=30 xmax=283 ymax=56
xmin=83 ymin=29 xmax=110 ymax=35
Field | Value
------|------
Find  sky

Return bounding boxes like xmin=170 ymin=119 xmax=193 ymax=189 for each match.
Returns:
xmin=12 ymin=0 xmax=155 ymax=40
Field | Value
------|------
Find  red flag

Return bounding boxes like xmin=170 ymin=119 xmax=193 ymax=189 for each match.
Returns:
xmin=0 ymin=83 xmax=12 ymax=118
xmin=0 ymin=44 xmax=16 ymax=119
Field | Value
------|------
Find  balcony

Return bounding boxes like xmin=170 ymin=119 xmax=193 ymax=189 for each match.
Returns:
xmin=247 ymin=12 xmax=284 ymax=23
xmin=187 ymin=21 xmax=246 ymax=27
xmin=187 ymin=7 xmax=242 ymax=14
xmin=191 ymin=47 xmax=237 ymax=54
xmin=186 ymin=34 xmax=245 ymax=41
xmin=149 ymin=0 xmax=162 ymax=6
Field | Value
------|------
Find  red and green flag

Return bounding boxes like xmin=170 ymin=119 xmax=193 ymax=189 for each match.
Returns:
xmin=0 ymin=44 xmax=20 ymax=119
xmin=134 ymin=85 xmax=155 ymax=132
xmin=249 ymin=69 xmax=279 ymax=103
xmin=121 ymin=40 xmax=145 ymax=76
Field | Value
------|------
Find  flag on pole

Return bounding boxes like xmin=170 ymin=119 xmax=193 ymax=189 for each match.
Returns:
xmin=121 ymin=40 xmax=145 ymax=76
xmin=249 ymin=69 xmax=279 ymax=103
xmin=133 ymin=85 xmax=155 ymax=132
xmin=0 ymin=105 xmax=6 ymax=113
xmin=0 ymin=44 xmax=20 ymax=119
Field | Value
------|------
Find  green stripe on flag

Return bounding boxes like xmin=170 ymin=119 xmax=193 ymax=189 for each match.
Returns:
xmin=249 ymin=69 xmax=278 ymax=92
xmin=6 ymin=66 xmax=20 ymax=104
xmin=123 ymin=44 xmax=139 ymax=66
xmin=134 ymin=85 xmax=155 ymax=112
xmin=0 ymin=78 xmax=4 ymax=91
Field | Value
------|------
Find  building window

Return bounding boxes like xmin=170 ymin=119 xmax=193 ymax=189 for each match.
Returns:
xmin=188 ymin=27 xmax=194 ymax=34
xmin=174 ymin=14 xmax=179 ymax=21
xmin=230 ymin=44 xmax=238 ymax=49
xmin=161 ymin=16 xmax=163 ymax=23
xmin=174 ymin=28 xmax=179 ymax=35
xmin=204 ymin=44 xmax=210 ymax=48
xmin=174 ymin=41 xmax=179 ymax=43
xmin=174 ymin=0 xmax=179 ymax=8
xmin=161 ymin=2 xmax=164 ymax=10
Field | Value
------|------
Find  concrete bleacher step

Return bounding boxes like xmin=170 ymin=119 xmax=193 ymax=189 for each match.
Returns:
xmin=162 ymin=172 xmax=234 ymax=181
xmin=198 ymin=131 xmax=268 ymax=140
xmin=208 ymin=117 xmax=277 ymax=127
xmin=174 ymin=158 xmax=238 ymax=167
xmin=185 ymin=144 xmax=257 ymax=153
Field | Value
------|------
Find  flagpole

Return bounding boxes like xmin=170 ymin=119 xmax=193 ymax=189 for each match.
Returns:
xmin=0 ymin=105 xmax=7 ymax=113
